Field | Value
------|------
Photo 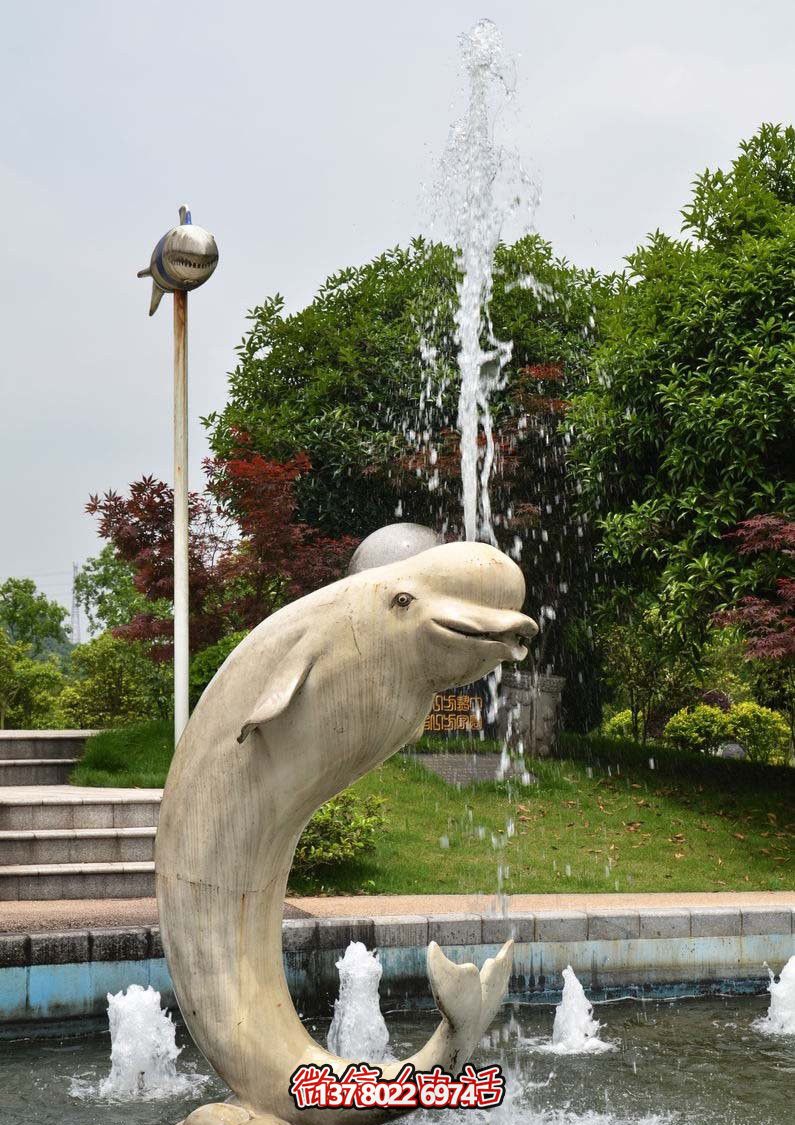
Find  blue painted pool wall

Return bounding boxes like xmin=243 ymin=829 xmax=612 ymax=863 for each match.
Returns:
xmin=4 ymin=931 xmax=793 ymax=1036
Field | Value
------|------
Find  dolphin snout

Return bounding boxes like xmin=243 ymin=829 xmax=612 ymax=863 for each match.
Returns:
xmin=432 ymin=607 xmax=539 ymax=663
xmin=434 ymin=607 xmax=538 ymax=642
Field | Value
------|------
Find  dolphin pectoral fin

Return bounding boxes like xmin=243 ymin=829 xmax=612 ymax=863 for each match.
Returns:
xmin=478 ymin=938 xmax=514 ymax=1031
xmin=237 ymin=653 xmax=314 ymax=744
xmin=427 ymin=940 xmax=482 ymax=1033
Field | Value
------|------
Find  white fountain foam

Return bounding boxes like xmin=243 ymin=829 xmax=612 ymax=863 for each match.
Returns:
xmin=753 ymin=955 xmax=795 ymax=1035
xmin=70 ymin=983 xmax=208 ymax=1102
xmin=327 ymin=941 xmax=394 ymax=1061
xmin=533 ymin=966 xmax=616 ymax=1055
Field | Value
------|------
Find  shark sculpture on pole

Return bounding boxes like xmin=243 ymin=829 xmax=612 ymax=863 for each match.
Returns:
xmin=156 ymin=541 xmax=537 ymax=1125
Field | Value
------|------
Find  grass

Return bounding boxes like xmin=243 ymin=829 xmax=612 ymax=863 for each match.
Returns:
xmin=72 ymin=722 xmax=794 ymax=895
xmin=70 ymin=721 xmax=173 ymax=789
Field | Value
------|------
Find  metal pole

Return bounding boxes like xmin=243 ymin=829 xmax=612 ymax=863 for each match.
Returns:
xmin=173 ymin=289 xmax=189 ymax=744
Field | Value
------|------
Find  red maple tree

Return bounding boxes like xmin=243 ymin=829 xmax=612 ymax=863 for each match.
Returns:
xmin=87 ymin=432 xmax=358 ymax=659
xmin=715 ymin=514 xmax=795 ymax=742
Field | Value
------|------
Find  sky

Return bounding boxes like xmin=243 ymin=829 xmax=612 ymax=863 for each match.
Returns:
xmin=2 ymin=0 xmax=795 ymax=621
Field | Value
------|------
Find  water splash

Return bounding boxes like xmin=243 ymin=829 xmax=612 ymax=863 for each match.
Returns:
xmin=753 ymin=955 xmax=795 ymax=1035
xmin=428 ymin=18 xmax=537 ymax=543
xmin=542 ymin=967 xmax=615 ymax=1055
xmin=327 ymin=941 xmax=394 ymax=1060
xmin=70 ymin=984 xmax=207 ymax=1101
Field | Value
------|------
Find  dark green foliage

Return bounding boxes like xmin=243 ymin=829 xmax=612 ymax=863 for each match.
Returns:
xmin=556 ymin=730 xmax=795 ymax=794
xmin=205 ymin=240 xmax=454 ymax=537
xmin=569 ymin=125 xmax=795 ymax=650
xmin=205 ymin=236 xmax=609 ymax=726
xmin=189 ymin=631 xmax=248 ymax=709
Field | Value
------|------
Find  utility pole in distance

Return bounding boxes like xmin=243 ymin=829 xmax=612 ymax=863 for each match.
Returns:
xmin=138 ymin=206 xmax=219 ymax=744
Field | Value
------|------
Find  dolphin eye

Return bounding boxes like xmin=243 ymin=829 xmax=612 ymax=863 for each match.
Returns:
xmin=391 ymin=592 xmax=415 ymax=609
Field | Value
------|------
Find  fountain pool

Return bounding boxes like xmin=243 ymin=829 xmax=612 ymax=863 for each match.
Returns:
xmin=2 ymin=994 xmax=793 ymax=1125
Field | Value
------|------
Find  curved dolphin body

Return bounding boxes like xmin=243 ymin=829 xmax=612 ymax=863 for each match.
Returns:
xmin=156 ymin=542 xmax=537 ymax=1125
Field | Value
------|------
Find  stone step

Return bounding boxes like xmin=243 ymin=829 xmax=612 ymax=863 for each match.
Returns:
xmin=0 ymin=787 xmax=162 ymax=831
xmin=0 ymin=827 xmax=156 ymax=866
xmin=0 ymin=759 xmax=79 ymax=786
xmin=0 ymin=861 xmax=155 ymax=901
xmin=0 ymin=731 xmax=99 ymax=761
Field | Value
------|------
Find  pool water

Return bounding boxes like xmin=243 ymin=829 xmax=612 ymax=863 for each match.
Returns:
xmin=1 ymin=994 xmax=793 ymax=1125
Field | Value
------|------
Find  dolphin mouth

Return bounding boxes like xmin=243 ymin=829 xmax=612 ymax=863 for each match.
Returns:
xmin=432 ymin=619 xmax=533 ymax=661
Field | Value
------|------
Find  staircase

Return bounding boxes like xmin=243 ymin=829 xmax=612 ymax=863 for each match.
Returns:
xmin=0 ymin=732 xmax=160 ymax=900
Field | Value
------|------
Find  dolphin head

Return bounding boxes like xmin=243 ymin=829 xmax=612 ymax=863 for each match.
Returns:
xmin=233 ymin=541 xmax=537 ymax=748
xmin=351 ymin=540 xmax=538 ymax=692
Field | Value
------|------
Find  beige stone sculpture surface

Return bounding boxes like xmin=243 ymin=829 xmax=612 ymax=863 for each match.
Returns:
xmin=156 ymin=542 xmax=537 ymax=1125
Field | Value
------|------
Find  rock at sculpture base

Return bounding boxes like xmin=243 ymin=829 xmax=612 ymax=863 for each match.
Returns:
xmin=180 ymin=1104 xmax=256 ymax=1125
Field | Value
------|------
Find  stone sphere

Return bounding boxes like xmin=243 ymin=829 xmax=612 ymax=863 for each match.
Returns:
xmin=348 ymin=523 xmax=441 ymax=575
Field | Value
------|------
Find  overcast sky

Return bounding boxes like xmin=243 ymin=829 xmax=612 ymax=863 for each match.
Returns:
xmin=2 ymin=0 xmax=794 ymax=619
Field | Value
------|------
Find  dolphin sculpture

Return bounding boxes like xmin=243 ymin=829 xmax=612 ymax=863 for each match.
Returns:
xmin=156 ymin=541 xmax=537 ymax=1125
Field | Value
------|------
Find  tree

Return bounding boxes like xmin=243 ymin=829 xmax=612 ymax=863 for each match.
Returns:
xmin=0 ymin=578 xmax=68 ymax=654
xmin=568 ymin=125 xmax=795 ymax=650
xmin=73 ymin=544 xmax=160 ymax=634
xmin=0 ymin=631 xmax=64 ymax=729
xmin=715 ymin=515 xmax=795 ymax=746
xmin=205 ymin=235 xmax=610 ymax=728
xmin=0 ymin=631 xmax=24 ymax=729
xmin=599 ymin=605 xmax=695 ymax=743
xmin=86 ymin=442 xmax=357 ymax=660
xmin=57 ymin=633 xmax=172 ymax=728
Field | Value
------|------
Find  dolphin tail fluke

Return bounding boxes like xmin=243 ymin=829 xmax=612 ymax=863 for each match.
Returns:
xmin=427 ymin=937 xmax=514 ymax=1044
xmin=478 ymin=938 xmax=514 ymax=1030
xmin=427 ymin=940 xmax=482 ymax=1032
xmin=148 ymin=279 xmax=165 ymax=317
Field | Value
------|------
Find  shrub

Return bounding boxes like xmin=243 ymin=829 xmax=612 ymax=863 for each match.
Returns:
xmin=601 ymin=709 xmax=637 ymax=740
xmin=663 ymin=705 xmax=731 ymax=754
xmin=292 ymin=791 xmax=385 ymax=879
xmin=58 ymin=633 xmax=171 ymax=729
xmin=189 ymin=631 xmax=248 ymax=708
xmin=727 ymin=701 xmax=790 ymax=765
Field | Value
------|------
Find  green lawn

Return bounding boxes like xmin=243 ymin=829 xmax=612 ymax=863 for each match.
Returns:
xmin=70 ymin=721 xmax=173 ymax=789
xmin=72 ymin=724 xmax=794 ymax=895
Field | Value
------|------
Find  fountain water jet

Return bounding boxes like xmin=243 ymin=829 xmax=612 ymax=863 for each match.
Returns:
xmin=542 ymin=967 xmax=615 ymax=1056
xmin=70 ymin=984 xmax=207 ymax=1103
xmin=327 ymin=942 xmax=394 ymax=1061
xmin=427 ymin=18 xmax=537 ymax=544
xmin=753 ymin=955 xmax=795 ymax=1036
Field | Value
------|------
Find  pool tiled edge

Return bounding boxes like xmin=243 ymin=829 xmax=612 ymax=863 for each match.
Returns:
xmin=1 ymin=905 xmax=793 ymax=1034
